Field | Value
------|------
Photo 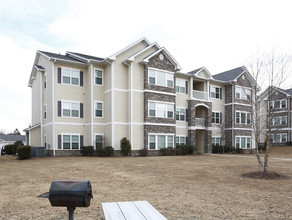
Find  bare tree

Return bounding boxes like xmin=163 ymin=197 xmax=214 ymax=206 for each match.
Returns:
xmin=248 ymin=48 xmax=291 ymax=172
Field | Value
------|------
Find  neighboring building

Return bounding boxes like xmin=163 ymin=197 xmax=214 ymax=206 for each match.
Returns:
xmin=26 ymin=38 xmax=257 ymax=156
xmin=0 ymin=135 xmax=26 ymax=149
xmin=259 ymin=86 xmax=292 ymax=145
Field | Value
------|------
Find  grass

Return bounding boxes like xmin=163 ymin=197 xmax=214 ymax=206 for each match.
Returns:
xmin=0 ymin=147 xmax=291 ymax=219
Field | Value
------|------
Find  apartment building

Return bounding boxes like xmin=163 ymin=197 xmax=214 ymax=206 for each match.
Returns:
xmin=26 ymin=38 xmax=256 ymax=156
xmin=259 ymin=87 xmax=292 ymax=144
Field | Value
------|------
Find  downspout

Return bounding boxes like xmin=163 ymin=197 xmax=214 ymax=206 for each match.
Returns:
xmin=111 ymin=61 xmax=115 ymax=149
xmin=90 ymin=64 xmax=94 ymax=147
xmin=51 ymin=59 xmax=56 ymax=156
xmin=40 ymin=72 xmax=43 ymax=147
xmin=231 ymin=82 xmax=234 ymax=148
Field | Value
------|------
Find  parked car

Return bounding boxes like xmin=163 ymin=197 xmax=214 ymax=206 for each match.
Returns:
xmin=1 ymin=146 xmax=5 ymax=155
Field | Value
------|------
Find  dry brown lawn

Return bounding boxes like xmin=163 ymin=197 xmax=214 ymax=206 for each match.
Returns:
xmin=0 ymin=147 xmax=292 ymax=220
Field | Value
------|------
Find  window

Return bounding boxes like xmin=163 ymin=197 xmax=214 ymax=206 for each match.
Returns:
xmin=44 ymin=135 xmax=47 ymax=149
xmin=176 ymin=136 xmax=187 ymax=146
xmin=62 ymin=134 xmax=80 ymax=150
xmin=271 ymin=133 xmax=287 ymax=143
xmin=62 ymin=68 xmax=80 ymax=85
xmin=235 ymin=86 xmax=251 ymax=100
xmin=235 ymin=111 xmax=251 ymax=124
xmin=44 ymin=73 xmax=47 ymax=89
xmin=176 ymin=79 xmax=186 ymax=93
xmin=95 ymin=134 xmax=103 ymax=149
xmin=210 ymin=86 xmax=221 ymax=99
xmin=148 ymin=134 xmax=174 ymax=150
xmin=148 ymin=101 xmax=174 ymax=119
xmin=95 ymin=69 xmax=103 ymax=85
xmin=235 ymin=136 xmax=251 ymax=149
xmin=44 ymin=104 xmax=47 ymax=119
xmin=212 ymin=137 xmax=222 ymax=146
xmin=62 ymin=101 xmax=80 ymax=117
xmin=95 ymin=101 xmax=103 ymax=118
xmin=272 ymin=116 xmax=287 ymax=126
xmin=148 ymin=68 xmax=174 ymax=88
xmin=176 ymin=108 xmax=186 ymax=121
xmin=270 ymin=99 xmax=287 ymax=109
xmin=212 ymin=112 xmax=221 ymax=124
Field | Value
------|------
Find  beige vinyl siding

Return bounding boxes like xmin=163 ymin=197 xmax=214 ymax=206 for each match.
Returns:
xmin=54 ymin=64 xmax=89 ymax=123
xmin=104 ymin=65 xmax=111 ymax=91
xmin=104 ymin=125 xmax=112 ymax=147
xmin=114 ymin=91 xmax=128 ymax=122
xmin=114 ymin=124 xmax=129 ymax=149
xmin=30 ymin=127 xmax=41 ymax=146
xmin=31 ymin=71 xmax=41 ymax=126
xmin=93 ymin=125 xmax=105 ymax=146
xmin=132 ymin=92 xmax=144 ymax=123
xmin=176 ymin=93 xmax=188 ymax=108
xmin=43 ymin=124 xmax=53 ymax=149
xmin=176 ymin=127 xmax=188 ymax=136
xmin=210 ymin=82 xmax=225 ymax=129
xmin=132 ymin=125 xmax=143 ymax=150
xmin=104 ymin=92 xmax=111 ymax=123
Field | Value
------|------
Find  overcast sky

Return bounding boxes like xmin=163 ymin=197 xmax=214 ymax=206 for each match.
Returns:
xmin=0 ymin=0 xmax=292 ymax=134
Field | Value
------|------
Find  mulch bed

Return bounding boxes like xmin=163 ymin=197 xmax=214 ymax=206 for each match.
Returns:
xmin=241 ymin=171 xmax=290 ymax=180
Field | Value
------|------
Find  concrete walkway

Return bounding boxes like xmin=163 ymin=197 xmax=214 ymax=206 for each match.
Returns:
xmin=208 ymin=153 xmax=292 ymax=161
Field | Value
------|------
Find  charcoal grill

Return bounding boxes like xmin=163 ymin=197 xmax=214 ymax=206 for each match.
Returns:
xmin=38 ymin=180 xmax=93 ymax=220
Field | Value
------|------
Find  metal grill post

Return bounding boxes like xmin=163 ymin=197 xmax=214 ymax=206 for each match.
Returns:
xmin=67 ymin=207 xmax=75 ymax=220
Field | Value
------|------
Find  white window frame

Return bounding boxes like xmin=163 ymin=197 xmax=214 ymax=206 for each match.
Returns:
xmin=176 ymin=107 xmax=186 ymax=121
xmin=44 ymin=134 xmax=47 ymax=149
xmin=62 ymin=67 xmax=80 ymax=86
xmin=94 ymin=101 xmax=103 ymax=118
xmin=176 ymin=78 xmax=186 ymax=93
xmin=44 ymin=73 xmax=47 ymax=89
xmin=94 ymin=133 xmax=104 ymax=149
xmin=148 ymin=101 xmax=174 ymax=119
xmin=148 ymin=133 xmax=175 ymax=150
xmin=176 ymin=136 xmax=187 ymax=146
xmin=212 ymin=111 xmax=221 ymax=124
xmin=94 ymin=68 xmax=103 ymax=86
xmin=61 ymin=133 xmax=80 ymax=150
xmin=148 ymin=67 xmax=174 ymax=88
xmin=235 ymin=111 xmax=251 ymax=124
xmin=270 ymin=99 xmax=287 ymax=109
xmin=212 ymin=137 xmax=222 ymax=146
xmin=272 ymin=116 xmax=287 ymax=126
xmin=62 ymin=100 xmax=80 ymax=118
xmin=271 ymin=133 xmax=287 ymax=143
xmin=210 ymin=85 xmax=221 ymax=99
xmin=235 ymin=136 xmax=251 ymax=149
xmin=235 ymin=86 xmax=251 ymax=100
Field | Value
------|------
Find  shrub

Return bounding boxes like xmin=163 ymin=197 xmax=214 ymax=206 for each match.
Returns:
xmin=286 ymin=141 xmax=292 ymax=146
xmin=138 ymin=148 xmax=148 ymax=157
xmin=176 ymin=145 xmax=194 ymax=155
xmin=120 ymin=137 xmax=131 ymax=156
xmin=160 ymin=147 xmax=176 ymax=156
xmin=212 ymin=145 xmax=234 ymax=154
xmin=80 ymin=146 xmax=94 ymax=156
xmin=12 ymin=141 xmax=24 ymax=154
xmin=96 ymin=146 xmax=114 ymax=157
xmin=5 ymin=144 xmax=14 ymax=155
xmin=17 ymin=145 xmax=31 ymax=160
xmin=175 ymin=147 xmax=182 ymax=155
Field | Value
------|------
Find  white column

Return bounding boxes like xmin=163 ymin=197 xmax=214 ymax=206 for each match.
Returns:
xmin=40 ymin=72 xmax=43 ymax=147
xmin=111 ymin=62 xmax=115 ymax=148
xmin=207 ymin=80 xmax=210 ymax=101
xmin=90 ymin=64 xmax=94 ymax=147
xmin=52 ymin=61 xmax=55 ymax=156
xmin=129 ymin=62 xmax=133 ymax=147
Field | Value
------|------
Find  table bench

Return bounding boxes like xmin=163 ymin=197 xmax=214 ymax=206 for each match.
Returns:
xmin=102 ymin=201 xmax=167 ymax=220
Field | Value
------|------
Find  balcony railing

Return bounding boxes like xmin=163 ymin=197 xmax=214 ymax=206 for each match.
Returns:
xmin=192 ymin=90 xmax=208 ymax=101
xmin=195 ymin=118 xmax=205 ymax=128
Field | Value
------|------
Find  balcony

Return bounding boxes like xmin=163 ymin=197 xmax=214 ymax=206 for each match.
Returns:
xmin=195 ymin=118 xmax=205 ymax=128
xmin=192 ymin=90 xmax=208 ymax=101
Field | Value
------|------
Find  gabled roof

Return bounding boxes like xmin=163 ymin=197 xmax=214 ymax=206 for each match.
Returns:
xmin=34 ymin=65 xmax=45 ymax=71
xmin=0 ymin=135 xmax=26 ymax=142
xmin=66 ymin=52 xmax=104 ymax=63
xmin=126 ymin=42 xmax=160 ymax=62
xmin=187 ymin=67 xmax=213 ymax=79
xmin=141 ymin=47 xmax=182 ymax=71
xmin=212 ymin=66 xmax=246 ymax=82
xmin=38 ymin=51 xmax=86 ymax=63
xmin=108 ymin=37 xmax=151 ymax=61
xmin=259 ymin=86 xmax=292 ymax=100
xmin=188 ymin=67 xmax=205 ymax=75
xmin=285 ymin=88 xmax=292 ymax=95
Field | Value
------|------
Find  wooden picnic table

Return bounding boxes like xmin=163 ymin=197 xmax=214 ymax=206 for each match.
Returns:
xmin=102 ymin=201 xmax=167 ymax=220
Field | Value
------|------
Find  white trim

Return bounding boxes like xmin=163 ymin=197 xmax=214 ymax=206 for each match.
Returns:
xmin=148 ymin=67 xmax=174 ymax=75
xmin=61 ymin=100 xmax=81 ymax=118
xmin=148 ymin=133 xmax=175 ymax=150
xmin=40 ymin=73 xmax=43 ymax=147
xmin=94 ymin=133 xmax=104 ymax=149
xmin=194 ymin=103 xmax=210 ymax=109
xmin=90 ymin=64 xmax=94 ymax=148
xmin=224 ymin=128 xmax=253 ymax=131
xmin=148 ymin=101 xmax=174 ymax=119
xmin=127 ymin=43 xmax=160 ymax=61
xmin=61 ymin=133 xmax=81 ymax=150
xmin=148 ymin=67 xmax=174 ymax=88
xmin=271 ymin=128 xmax=292 ymax=131
xmin=129 ymin=62 xmax=133 ymax=147
xmin=145 ymin=123 xmax=176 ymax=127
xmin=105 ymin=88 xmax=175 ymax=96
xmin=224 ymin=102 xmax=252 ymax=107
xmin=175 ymin=135 xmax=187 ymax=145
xmin=52 ymin=61 xmax=55 ymax=156
xmin=94 ymin=68 xmax=104 ymax=86
xmin=188 ymin=126 xmax=213 ymax=130
xmin=108 ymin=37 xmax=150 ymax=60
xmin=144 ymin=89 xmax=176 ymax=96
xmin=111 ymin=62 xmax=115 ymax=148
xmin=235 ymin=136 xmax=252 ymax=149
xmin=61 ymin=67 xmax=81 ymax=86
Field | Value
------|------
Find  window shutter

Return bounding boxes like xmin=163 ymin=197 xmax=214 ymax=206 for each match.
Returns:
xmin=185 ymin=109 xmax=188 ymax=122
xmin=80 ymin=103 xmax=83 ymax=118
xmin=80 ymin=135 xmax=84 ymax=148
xmin=58 ymin=135 xmax=62 ymax=149
xmin=186 ymin=137 xmax=189 ymax=145
xmin=220 ymin=112 xmax=222 ymax=124
xmin=185 ymin=81 xmax=188 ymax=94
xmin=80 ymin=71 xmax=83 ymax=86
xmin=58 ymin=68 xmax=61 ymax=83
xmin=220 ymin=88 xmax=222 ymax=99
xmin=58 ymin=101 xmax=61 ymax=117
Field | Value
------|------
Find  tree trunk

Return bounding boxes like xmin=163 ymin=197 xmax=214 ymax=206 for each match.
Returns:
xmin=264 ymin=141 xmax=271 ymax=172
